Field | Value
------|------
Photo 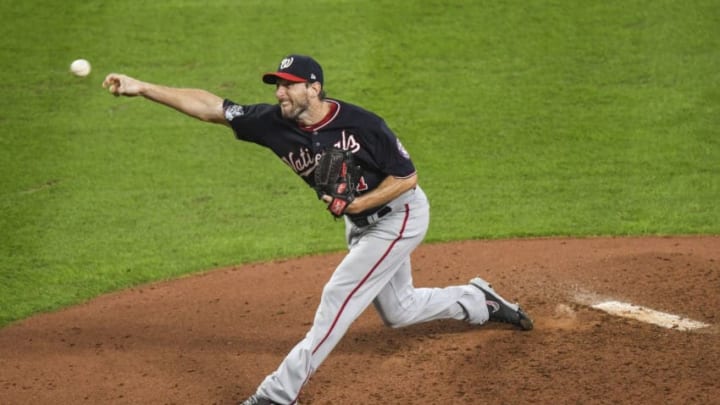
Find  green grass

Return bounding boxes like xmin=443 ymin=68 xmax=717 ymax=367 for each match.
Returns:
xmin=1 ymin=0 xmax=718 ymax=327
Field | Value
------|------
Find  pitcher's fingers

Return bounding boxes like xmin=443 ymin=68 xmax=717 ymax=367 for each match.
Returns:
xmin=101 ymin=74 xmax=113 ymax=88
xmin=102 ymin=78 xmax=120 ymax=95
xmin=102 ymin=74 xmax=120 ymax=89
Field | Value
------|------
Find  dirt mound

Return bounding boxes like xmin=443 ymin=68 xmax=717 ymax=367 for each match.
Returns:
xmin=1 ymin=236 xmax=718 ymax=404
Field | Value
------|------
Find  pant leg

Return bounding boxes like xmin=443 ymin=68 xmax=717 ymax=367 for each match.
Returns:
xmin=256 ymin=197 xmax=427 ymax=404
xmin=372 ymin=187 xmax=481 ymax=328
xmin=373 ymin=257 xmax=473 ymax=328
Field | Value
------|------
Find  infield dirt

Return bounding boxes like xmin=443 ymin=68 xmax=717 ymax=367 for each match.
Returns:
xmin=1 ymin=236 xmax=718 ymax=404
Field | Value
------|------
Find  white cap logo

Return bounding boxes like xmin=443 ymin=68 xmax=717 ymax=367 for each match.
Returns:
xmin=279 ymin=57 xmax=294 ymax=70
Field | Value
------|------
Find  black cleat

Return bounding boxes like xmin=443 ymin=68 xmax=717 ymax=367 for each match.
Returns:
xmin=469 ymin=277 xmax=534 ymax=331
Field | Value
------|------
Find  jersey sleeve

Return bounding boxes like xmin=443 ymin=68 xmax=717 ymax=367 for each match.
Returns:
xmin=223 ymin=99 xmax=276 ymax=144
xmin=367 ymin=120 xmax=416 ymax=178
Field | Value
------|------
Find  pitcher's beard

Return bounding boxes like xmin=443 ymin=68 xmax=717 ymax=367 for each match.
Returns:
xmin=281 ymin=105 xmax=307 ymax=121
xmin=279 ymin=95 xmax=310 ymax=122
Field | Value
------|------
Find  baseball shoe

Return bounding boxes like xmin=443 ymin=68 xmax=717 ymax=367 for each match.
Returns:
xmin=469 ymin=277 xmax=534 ymax=331
xmin=239 ymin=395 xmax=279 ymax=405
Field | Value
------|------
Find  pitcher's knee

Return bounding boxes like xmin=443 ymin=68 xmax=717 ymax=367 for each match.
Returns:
xmin=375 ymin=305 xmax=412 ymax=328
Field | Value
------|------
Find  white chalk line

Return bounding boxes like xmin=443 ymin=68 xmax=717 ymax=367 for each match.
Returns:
xmin=591 ymin=300 xmax=710 ymax=331
xmin=573 ymin=292 xmax=711 ymax=332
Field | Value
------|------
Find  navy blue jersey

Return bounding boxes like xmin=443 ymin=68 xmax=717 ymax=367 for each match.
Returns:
xmin=223 ymin=98 xmax=415 ymax=212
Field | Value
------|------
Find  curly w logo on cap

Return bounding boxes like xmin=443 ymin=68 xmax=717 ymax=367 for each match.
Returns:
xmin=262 ymin=54 xmax=324 ymax=85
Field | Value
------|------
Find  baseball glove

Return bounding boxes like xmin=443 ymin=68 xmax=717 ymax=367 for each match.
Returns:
xmin=314 ymin=147 xmax=360 ymax=218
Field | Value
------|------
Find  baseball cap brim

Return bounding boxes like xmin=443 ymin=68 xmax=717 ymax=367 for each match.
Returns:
xmin=262 ymin=72 xmax=307 ymax=84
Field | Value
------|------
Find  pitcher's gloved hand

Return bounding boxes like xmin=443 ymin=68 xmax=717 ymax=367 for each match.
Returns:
xmin=314 ymin=147 xmax=360 ymax=217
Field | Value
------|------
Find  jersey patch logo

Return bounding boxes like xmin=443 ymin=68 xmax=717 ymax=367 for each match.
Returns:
xmin=224 ymin=104 xmax=245 ymax=121
xmin=396 ymin=139 xmax=410 ymax=159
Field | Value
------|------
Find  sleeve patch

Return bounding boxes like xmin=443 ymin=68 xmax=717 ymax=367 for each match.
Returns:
xmin=396 ymin=138 xmax=410 ymax=159
xmin=224 ymin=104 xmax=245 ymax=121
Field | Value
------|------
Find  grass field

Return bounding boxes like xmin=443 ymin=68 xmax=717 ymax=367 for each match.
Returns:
xmin=1 ymin=0 xmax=718 ymax=327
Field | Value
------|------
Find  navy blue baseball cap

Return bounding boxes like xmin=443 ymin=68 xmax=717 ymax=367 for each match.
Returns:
xmin=262 ymin=55 xmax=324 ymax=85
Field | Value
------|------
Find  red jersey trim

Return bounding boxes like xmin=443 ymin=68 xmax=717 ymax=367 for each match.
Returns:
xmin=299 ymin=100 xmax=340 ymax=132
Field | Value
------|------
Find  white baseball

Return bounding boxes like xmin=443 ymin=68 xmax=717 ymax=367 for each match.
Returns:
xmin=70 ymin=59 xmax=91 ymax=77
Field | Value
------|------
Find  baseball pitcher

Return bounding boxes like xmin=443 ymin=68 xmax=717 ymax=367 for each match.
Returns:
xmin=103 ymin=54 xmax=533 ymax=405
